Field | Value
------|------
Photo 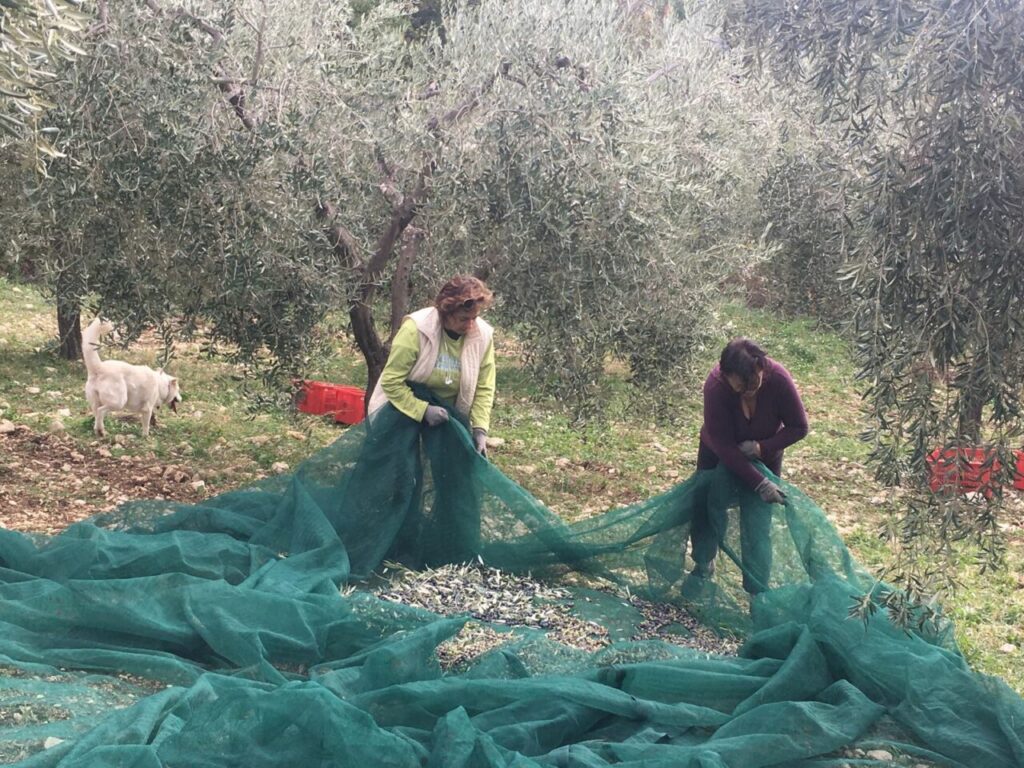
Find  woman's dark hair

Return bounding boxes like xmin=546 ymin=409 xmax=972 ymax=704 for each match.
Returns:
xmin=719 ymin=338 xmax=767 ymax=387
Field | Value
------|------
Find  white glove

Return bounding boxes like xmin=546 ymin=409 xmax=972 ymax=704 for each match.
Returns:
xmin=423 ymin=404 xmax=449 ymax=427
xmin=739 ymin=440 xmax=760 ymax=460
xmin=473 ymin=428 xmax=488 ymax=456
xmin=755 ymin=477 xmax=786 ymax=504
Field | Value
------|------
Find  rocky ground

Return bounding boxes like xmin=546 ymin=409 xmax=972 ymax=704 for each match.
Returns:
xmin=0 ymin=421 xmax=209 ymax=535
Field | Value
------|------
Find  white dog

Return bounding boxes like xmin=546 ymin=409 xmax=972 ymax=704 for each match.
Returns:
xmin=82 ymin=317 xmax=182 ymax=437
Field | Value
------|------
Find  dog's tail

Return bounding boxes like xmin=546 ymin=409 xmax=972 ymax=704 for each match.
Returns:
xmin=82 ymin=317 xmax=113 ymax=374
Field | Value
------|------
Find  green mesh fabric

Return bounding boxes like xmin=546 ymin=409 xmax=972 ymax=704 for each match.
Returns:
xmin=1 ymin=401 xmax=1022 ymax=767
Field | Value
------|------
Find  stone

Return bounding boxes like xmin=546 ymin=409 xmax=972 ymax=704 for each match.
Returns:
xmin=271 ymin=462 xmax=290 ymax=474
xmin=0 ymin=419 xmax=16 ymax=434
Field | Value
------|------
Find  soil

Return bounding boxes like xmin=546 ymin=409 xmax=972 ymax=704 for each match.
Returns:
xmin=0 ymin=422 xmax=212 ymax=535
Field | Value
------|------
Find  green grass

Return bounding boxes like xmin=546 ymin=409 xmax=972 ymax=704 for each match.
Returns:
xmin=1 ymin=276 xmax=1021 ymax=694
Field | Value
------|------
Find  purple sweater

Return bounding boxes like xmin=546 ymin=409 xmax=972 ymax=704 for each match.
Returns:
xmin=697 ymin=357 xmax=809 ymax=489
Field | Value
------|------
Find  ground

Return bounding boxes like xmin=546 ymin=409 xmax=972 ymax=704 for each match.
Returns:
xmin=0 ymin=422 xmax=209 ymax=535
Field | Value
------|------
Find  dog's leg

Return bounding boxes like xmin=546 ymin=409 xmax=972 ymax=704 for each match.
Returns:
xmin=140 ymin=407 xmax=154 ymax=437
xmin=94 ymin=407 xmax=110 ymax=437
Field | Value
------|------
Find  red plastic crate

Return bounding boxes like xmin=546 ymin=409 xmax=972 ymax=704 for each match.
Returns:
xmin=926 ymin=447 xmax=1024 ymax=493
xmin=296 ymin=381 xmax=365 ymax=425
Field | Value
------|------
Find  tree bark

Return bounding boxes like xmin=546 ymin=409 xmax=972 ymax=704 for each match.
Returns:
xmin=56 ymin=288 xmax=83 ymax=361
xmin=350 ymin=302 xmax=387 ymax=415
xmin=389 ymin=226 xmax=422 ymax=336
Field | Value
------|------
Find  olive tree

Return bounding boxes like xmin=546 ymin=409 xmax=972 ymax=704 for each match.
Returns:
xmin=393 ymin=0 xmax=785 ymax=410
xmin=0 ymin=0 xmax=90 ymax=160
xmin=727 ymin=0 xmax=1024 ymax=602
xmin=5 ymin=0 xmax=780 ymax=412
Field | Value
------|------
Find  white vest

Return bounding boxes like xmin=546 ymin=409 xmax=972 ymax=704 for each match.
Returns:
xmin=367 ymin=306 xmax=494 ymax=419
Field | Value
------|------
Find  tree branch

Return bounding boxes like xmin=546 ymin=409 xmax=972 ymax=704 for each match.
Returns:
xmin=91 ymin=0 xmax=110 ymax=34
xmin=143 ymin=0 xmax=258 ymax=130
xmin=389 ymin=226 xmax=423 ymax=336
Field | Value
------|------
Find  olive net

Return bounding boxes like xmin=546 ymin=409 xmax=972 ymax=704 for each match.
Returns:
xmin=1 ymin=401 xmax=1022 ymax=767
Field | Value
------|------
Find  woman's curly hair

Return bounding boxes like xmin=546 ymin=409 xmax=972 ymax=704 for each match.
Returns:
xmin=435 ymin=275 xmax=494 ymax=318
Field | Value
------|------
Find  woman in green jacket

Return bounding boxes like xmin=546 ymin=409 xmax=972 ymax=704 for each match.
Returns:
xmin=363 ymin=275 xmax=496 ymax=566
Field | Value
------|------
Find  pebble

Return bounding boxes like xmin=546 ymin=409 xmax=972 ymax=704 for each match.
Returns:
xmin=271 ymin=462 xmax=289 ymax=474
xmin=999 ymin=643 xmax=1017 ymax=654
xmin=0 ymin=419 xmax=16 ymax=434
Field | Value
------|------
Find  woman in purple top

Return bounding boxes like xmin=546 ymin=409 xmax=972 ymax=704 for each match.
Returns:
xmin=690 ymin=337 xmax=809 ymax=593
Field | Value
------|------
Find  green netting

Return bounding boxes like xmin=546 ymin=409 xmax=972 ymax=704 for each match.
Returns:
xmin=1 ymin=399 xmax=1022 ymax=767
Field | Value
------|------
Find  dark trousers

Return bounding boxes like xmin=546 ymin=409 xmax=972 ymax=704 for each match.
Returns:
xmin=691 ymin=442 xmax=779 ymax=594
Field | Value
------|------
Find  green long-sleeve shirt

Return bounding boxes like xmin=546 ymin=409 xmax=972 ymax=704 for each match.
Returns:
xmin=379 ymin=317 xmax=496 ymax=431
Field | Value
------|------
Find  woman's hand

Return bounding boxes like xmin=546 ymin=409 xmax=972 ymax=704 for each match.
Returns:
xmin=755 ymin=478 xmax=786 ymax=504
xmin=472 ymin=428 xmax=488 ymax=457
xmin=739 ymin=440 xmax=761 ymax=460
xmin=423 ymin=405 xmax=450 ymax=426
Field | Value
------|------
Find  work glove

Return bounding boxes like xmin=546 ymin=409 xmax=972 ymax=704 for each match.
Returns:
xmin=755 ymin=477 xmax=786 ymax=505
xmin=423 ymin=404 xmax=449 ymax=427
xmin=472 ymin=428 xmax=488 ymax=457
xmin=739 ymin=440 xmax=760 ymax=460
